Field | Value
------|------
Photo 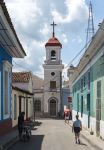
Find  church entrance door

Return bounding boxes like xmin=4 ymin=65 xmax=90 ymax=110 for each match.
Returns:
xmin=50 ymin=99 xmax=56 ymax=117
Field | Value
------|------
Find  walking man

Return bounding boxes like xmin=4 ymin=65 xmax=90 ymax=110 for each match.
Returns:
xmin=18 ymin=112 xmax=25 ymax=138
xmin=72 ymin=115 xmax=82 ymax=144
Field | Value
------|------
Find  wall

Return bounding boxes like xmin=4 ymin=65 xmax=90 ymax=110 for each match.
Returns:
xmin=72 ymin=46 xmax=104 ymax=137
xmin=62 ymin=88 xmax=70 ymax=112
xmin=12 ymin=89 xmax=33 ymax=127
xmin=0 ymin=47 xmax=12 ymax=135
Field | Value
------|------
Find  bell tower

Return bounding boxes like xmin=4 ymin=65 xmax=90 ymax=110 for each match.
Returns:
xmin=43 ymin=21 xmax=64 ymax=117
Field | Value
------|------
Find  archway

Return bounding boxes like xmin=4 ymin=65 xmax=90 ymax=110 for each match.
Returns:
xmin=50 ymin=99 xmax=56 ymax=116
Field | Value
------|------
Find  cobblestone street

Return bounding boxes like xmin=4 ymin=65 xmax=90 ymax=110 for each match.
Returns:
xmin=9 ymin=119 xmax=95 ymax=150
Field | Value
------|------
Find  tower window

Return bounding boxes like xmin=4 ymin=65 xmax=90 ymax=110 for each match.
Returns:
xmin=51 ymin=72 xmax=55 ymax=76
xmin=50 ymin=81 xmax=56 ymax=89
xmin=51 ymin=50 xmax=56 ymax=61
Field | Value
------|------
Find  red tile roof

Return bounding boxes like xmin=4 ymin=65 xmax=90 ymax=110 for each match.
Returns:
xmin=45 ymin=37 xmax=62 ymax=48
xmin=12 ymin=72 xmax=31 ymax=83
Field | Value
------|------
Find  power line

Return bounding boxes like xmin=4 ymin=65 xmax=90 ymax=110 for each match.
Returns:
xmin=64 ymin=38 xmax=92 ymax=69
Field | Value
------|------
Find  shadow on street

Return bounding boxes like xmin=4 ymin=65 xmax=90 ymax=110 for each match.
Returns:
xmin=9 ymin=135 xmax=44 ymax=150
xmin=79 ymin=142 xmax=87 ymax=146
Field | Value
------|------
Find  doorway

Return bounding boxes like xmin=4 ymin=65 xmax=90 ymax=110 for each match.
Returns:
xmin=96 ymin=81 xmax=101 ymax=136
xmin=87 ymin=93 xmax=90 ymax=128
xmin=50 ymin=99 xmax=56 ymax=117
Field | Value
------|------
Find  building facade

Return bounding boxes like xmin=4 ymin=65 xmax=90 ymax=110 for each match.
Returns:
xmin=71 ymin=20 xmax=104 ymax=139
xmin=12 ymin=72 xmax=33 ymax=127
xmin=0 ymin=1 xmax=26 ymax=136
xmin=43 ymin=23 xmax=64 ymax=117
xmin=62 ymin=81 xmax=70 ymax=113
xmin=12 ymin=86 xmax=33 ymax=127
xmin=32 ymin=75 xmax=44 ymax=118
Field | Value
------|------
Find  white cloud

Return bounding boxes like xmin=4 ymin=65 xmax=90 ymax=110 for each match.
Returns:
xmin=62 ymin=33 xmax=68 ymax=43
xmin=6 ymin=0 xmax=42 ymax=25
xmin=40 ymin=23 xmax=50 ymax=36
xmin=5 ymin=0 xmax=89 ymax=77
xmin=52 ymin=0 xmax=88 ymax=24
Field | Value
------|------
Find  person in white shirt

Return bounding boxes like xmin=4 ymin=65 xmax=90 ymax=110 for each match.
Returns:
xmin=72 ymin=115 xmax=82 ymax=144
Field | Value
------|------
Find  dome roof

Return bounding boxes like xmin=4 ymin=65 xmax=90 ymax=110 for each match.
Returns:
xmin=45 ymin=37 xmax=62 ymax=48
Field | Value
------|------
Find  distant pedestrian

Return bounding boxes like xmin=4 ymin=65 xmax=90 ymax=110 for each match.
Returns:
xmin=72 ymin=115 xmax=82 ymax=144
xmin=69 ymin=110 xmax=72 ymax=120
xmin=18 ymin=112 xmax=25 ymax=138
xmin=64 ymin=111 xmax=69 ymax=123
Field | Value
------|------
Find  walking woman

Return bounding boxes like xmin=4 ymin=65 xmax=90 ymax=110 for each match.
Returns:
xmin=72 ymin=115 xmax=82 ymax=144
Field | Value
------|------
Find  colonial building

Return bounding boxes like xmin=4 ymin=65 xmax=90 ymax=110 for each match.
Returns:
xmin=43 ymin=22 xmax=64 ymax=117
xmin=32 ymin=75 xmax=44 ymax=118
xmin=71 ymin=20 xmax=104 ymax=139
xmin=12 ymin=72 xmax=33 ymax=127
xmin=0 ymin=0 xmax=26 ymax=136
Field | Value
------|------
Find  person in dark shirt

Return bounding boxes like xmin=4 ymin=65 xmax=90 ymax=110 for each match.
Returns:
xmin=18 ymin=112 xmax=25 ymax=138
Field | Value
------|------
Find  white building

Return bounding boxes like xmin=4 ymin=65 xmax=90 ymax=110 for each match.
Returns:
xmin=32 ymin=75 xmax=44 ymax=118
xmin=43 ymin=22 xmax=64 ymax=117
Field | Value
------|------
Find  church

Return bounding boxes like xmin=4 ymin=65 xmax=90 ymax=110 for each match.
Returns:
xmin=43 ymin=22 xmax=64 ymax=117
xmin=33 ymin=22 xmax=64 ymax=118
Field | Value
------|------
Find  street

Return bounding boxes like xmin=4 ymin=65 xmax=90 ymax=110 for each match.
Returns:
xmin=9 ymin=119 xmax=95 ymax=150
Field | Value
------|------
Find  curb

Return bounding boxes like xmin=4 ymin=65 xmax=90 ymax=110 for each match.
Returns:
xmin=68 ymin=122 xmax=102 ymax=150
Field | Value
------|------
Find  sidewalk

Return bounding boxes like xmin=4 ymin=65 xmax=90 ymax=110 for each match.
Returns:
xmin=0 ymin=129 xmax=19 ymax=150
xmin=0 ymin=120 xmax=35 ymax=150
xmin=68 ymin=120 xmax=104 ymax=150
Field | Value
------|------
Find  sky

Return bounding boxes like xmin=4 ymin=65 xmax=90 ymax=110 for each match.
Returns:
xmin=5 ymin=0 xmax=104 ymax=79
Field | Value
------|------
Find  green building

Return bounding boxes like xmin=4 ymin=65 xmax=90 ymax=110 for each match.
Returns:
xmin=70 ymin=20 xmax=104 ymax=139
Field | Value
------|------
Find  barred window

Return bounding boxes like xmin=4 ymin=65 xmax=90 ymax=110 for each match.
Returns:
xmin=34 ymin=100 xmax=41 ymax=112
xmin=97 ymin=81 xmax=101 ymax=98
xmin=50 ymin=81 xmax=56 ymax=89
xmin=84 ymin=76 xmax=86 ymax=87
xmin=81 ymin=78 xmax=83 ymax=92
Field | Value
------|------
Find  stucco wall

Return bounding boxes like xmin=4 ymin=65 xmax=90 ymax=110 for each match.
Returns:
xmin=72 ymin=44 xmax=104 ymax=137
xmin=12 ymin=89 xmax=33 ymax=127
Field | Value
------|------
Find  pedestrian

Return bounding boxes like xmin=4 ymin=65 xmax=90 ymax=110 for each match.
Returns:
xmin=72 ymin=115 xmax=82 ymax=144
xmin=18 ymin=112 xmax=25 ymax=138
xmin=69 ymin=110 xmax=72 ymax=120
xmin=64 ymin=111 xmax=69 ymax=123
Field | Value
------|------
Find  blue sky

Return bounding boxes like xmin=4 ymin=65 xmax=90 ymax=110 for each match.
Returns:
xmin=5 ymin=0 xmax=104 ymax=79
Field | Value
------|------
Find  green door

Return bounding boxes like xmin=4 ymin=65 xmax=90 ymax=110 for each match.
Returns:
xmin=87 ymin=94 xmax=90 ymax=128
xmin=81 ymin=96 xmax=83 ymax=117
xmin=96 ymin=81 xmax=101 ymax=136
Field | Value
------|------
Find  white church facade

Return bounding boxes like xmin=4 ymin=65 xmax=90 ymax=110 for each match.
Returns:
xmin=43 ymin=22 xmax=64 ymax=117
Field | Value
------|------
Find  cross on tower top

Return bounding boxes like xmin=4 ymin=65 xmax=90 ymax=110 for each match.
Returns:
xmin=51 ymin=21 xmax=57 ymax=37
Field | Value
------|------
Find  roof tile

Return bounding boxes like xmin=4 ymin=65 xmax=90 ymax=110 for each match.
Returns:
xmin=12 ymin=72 xmax=31 ymax=83
xmin=45 ymin=37 xmax=62 ymax=48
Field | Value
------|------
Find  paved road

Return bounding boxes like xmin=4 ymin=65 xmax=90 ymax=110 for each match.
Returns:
xmin=9 ymin=119 xmax=94 ymax=150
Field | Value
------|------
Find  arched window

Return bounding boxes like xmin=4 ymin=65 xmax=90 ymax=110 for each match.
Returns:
xmin=34 ymin=100 xmax=41 ymax=112
xmin=51 ymin=50 xmax=56 ymax=61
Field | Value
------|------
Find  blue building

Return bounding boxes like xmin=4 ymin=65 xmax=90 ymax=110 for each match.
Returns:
xmin=0 ymin=0 xmax=26 ymax=136
xmin=62 ymin=81 xmax=70 ymax=112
